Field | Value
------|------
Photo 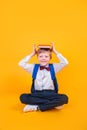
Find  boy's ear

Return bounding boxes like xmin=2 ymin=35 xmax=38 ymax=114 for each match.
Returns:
xmin=50 ymin=54 xmax=52 ymax=59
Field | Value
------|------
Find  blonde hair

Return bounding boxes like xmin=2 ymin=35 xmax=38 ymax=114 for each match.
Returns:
xmin=37 ymin=48 xmax=52 ymax=59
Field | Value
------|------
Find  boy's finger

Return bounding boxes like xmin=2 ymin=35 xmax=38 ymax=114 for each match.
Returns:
xmin=33 ymin=44 xmax=36 ymax=49
xmin=50 ymin=42 xmax=54 ymax=47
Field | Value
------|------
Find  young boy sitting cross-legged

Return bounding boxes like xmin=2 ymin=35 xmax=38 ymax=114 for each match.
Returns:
xmin=18 ymin=42 xmax=69 ymax=112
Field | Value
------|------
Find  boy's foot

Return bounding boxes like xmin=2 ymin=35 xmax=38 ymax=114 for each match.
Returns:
xmin=55 ymin=105 xmax=64 ymax=110
xmin=23 ymin=105 xmax=38 ymax=112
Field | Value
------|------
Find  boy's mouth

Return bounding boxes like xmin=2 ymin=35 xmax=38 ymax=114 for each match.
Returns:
xmin=40 ymin=61 xmax=48 ymax=64
xmin=41 ymin=61 xmax=47 ymax=63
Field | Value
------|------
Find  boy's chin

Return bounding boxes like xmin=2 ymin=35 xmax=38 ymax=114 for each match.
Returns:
xmin=40 ymin=63 xmax=48 ymax=66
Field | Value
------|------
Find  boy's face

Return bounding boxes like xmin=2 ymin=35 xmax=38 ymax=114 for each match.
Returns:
xmin=37 ymin=51 xmax=50 ymax=66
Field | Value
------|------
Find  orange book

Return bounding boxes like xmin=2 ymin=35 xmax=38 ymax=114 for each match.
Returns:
xmin=38 ymin=44 xmax=52 ymax=49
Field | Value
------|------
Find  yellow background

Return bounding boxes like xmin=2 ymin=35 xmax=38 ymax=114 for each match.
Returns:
xmin=0 ymin=0 xmax=87 ymax=130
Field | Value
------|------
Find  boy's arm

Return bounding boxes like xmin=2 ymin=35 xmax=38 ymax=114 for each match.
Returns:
xmin=18 ymin=45 xmax=37 ymax=74
xmin=18 ymin=53 xmax=35 ymax=74
xmin=51 ymin=42 xmax=69 ymax=73
xmin=53 ymin=53 xmax=69 ymax=73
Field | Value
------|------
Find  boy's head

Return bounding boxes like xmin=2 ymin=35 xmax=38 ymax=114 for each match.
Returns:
xmin=37 ymin=48 xmax=52 ymax=66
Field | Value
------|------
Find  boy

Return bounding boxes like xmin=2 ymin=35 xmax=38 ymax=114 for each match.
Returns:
xmin=18 ymin=43 xmax=69 ymax=112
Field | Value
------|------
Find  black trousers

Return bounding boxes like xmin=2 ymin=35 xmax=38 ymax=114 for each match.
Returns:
xmin=20 ymin=90 xmax=68 ymax=111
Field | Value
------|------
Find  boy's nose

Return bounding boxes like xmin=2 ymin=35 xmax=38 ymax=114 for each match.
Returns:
xmin=42 ymin=57 xmax=45 ymax=59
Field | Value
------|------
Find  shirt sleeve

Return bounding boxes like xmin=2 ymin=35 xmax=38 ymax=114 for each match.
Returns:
xmin=18 ymin=55 xmax=34 ymax=74
xmin=53 ymin=53 xmax=69 ymax=73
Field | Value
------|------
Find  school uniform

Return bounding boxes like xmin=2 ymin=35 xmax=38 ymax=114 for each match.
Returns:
xmin=19 ymin=53 xmax=69 ymax=111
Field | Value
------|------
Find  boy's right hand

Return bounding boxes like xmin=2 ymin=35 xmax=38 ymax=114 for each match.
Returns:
xmin=31 ymin=44 xmax=37 ymax=57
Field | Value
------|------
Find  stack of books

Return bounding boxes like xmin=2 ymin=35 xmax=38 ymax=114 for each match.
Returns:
xmin=37 ymin=44 xmax=52 ymax=49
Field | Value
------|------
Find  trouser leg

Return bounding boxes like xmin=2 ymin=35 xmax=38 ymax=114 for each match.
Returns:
xmin=39 ymin=94 xmax=68 ymax=111
xmin=20 ymin=93 xmax=49 ymax=105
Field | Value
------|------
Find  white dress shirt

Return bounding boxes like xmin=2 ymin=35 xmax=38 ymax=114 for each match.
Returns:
xmin=18 ymin=53 xmax=69 ymax=91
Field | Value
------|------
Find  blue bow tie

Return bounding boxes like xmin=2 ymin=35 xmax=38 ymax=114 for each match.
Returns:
xmin=40 ymin=66 xmax=50 ymax=71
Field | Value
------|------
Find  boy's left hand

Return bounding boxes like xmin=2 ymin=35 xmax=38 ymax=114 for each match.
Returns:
xmin=51 ymin=42 xmax=59 ymax=55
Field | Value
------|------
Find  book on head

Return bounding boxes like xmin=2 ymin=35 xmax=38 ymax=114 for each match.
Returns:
xmin=37 ymin=44 xmax=52 ymax=49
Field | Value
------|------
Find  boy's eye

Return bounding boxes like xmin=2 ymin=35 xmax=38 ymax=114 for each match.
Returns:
xmin=39 ymin=55 xmax=49 ymax=58
xmin=39 ymin=56 xmax=43 ymax=58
